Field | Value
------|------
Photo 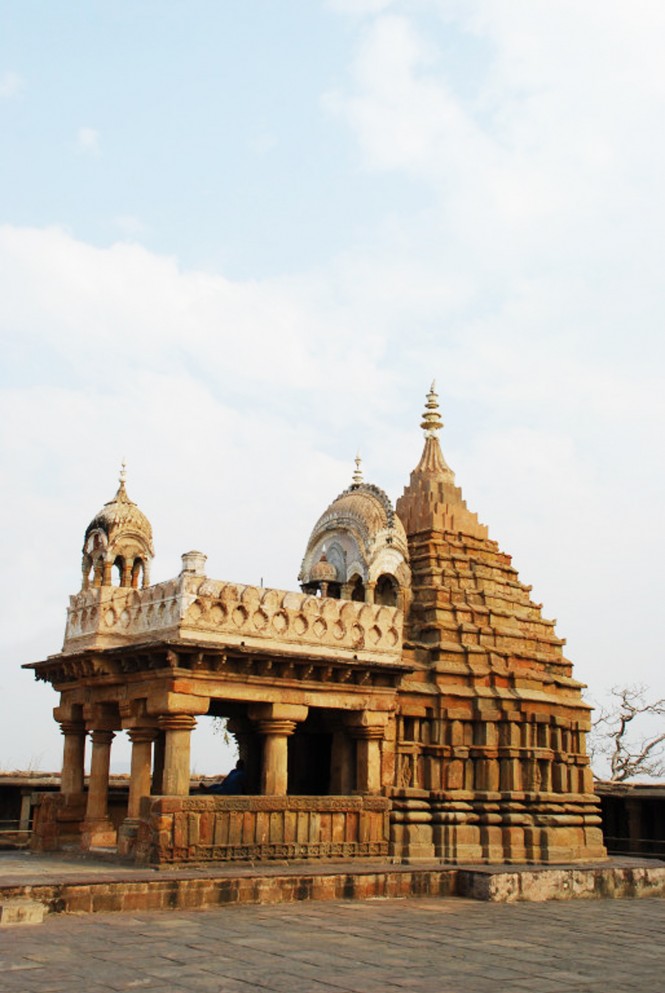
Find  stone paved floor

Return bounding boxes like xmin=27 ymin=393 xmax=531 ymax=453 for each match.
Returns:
xmin=1 ymin=897 xmax=664 ymax=993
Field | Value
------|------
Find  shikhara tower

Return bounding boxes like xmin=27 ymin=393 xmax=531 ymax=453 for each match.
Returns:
xmin=26 ymin=387 xmax=605 ymax=865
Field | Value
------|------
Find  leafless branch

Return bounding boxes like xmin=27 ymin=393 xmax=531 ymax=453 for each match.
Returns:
xmin=589 ymin=684 xmax=665 ymax=782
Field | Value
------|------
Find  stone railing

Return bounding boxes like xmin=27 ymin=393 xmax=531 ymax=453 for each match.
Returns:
xmin=134 ymin=795 xmax=390 ymax=865
xmin=63 ymin=573 xmax=403 ymax=663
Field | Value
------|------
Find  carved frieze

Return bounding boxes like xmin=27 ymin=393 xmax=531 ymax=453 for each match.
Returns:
xmin=61 ymin=573 xmax=402 ymax=665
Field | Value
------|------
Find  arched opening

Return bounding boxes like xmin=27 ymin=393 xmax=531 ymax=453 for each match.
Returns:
xmin=375 ymin=573 xmax=398 ymax=606
xmin=349 ymin=575 xmax=365 ymax=602
xmin=113 ymin=556 xmax=125 ymax=587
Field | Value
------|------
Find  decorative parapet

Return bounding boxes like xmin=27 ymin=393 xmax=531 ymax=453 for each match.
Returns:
xmin=63 ymin=572 xmax=403 ymax=664
xmin=134 ymin=794 xmax=391 ymax=865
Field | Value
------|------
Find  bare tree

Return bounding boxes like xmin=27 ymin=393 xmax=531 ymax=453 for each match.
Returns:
xmin=589 ymin=685 xmax=665 ymax=782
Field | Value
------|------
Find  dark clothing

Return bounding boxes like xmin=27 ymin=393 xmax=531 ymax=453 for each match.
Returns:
xmin=207 ymin=767 xmax=246 ymax=795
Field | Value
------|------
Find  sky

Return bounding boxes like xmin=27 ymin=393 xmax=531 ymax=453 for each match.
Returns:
xmin=1 ymin=0 xmax=664 ymax=778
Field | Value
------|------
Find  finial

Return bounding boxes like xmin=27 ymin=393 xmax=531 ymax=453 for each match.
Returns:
xmin=352 ymin=452 xmax=364 ymax=485
xmin=420 ymin=382 xmax=444 ymax=438
xmin=119 ymin=459 xmax=127 ymax=486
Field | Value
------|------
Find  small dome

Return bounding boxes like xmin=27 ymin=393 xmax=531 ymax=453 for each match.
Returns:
xmin=85 ymin=481 xmax=154 ymax=552
xmin=81 ymin=468 xmax=154 ymax=590
xmin=310 ymin=550 xmax=338 ymax=584
xmin=299 ymin=473 xmax=410 ymax=605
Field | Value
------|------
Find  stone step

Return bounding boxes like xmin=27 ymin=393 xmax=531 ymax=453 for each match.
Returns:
xmin=0 ymin=860 xmax=664 ymax=918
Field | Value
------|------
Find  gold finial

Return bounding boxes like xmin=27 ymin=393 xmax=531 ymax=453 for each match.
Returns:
xmin=420 ymin=381 xmax=443 ymax=438
xmin=352 ymin=452 xmax=364 ymax=485
xmin=119 ymin=460 xmax=127 ymax=486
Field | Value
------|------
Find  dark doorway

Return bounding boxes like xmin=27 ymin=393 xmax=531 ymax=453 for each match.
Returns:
xmin=288 ymin=721 xmax=332 ymax=795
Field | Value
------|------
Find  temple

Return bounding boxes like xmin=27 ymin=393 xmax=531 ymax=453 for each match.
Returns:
xmin=25 ymin=386 xmax=606 ymax=865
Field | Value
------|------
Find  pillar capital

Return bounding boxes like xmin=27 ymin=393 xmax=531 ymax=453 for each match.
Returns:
xmin=248 ymin=703 xmax=308 ymax=723
xmin=89 ymin=729 xmax=115 ymax=746
xmin=59 ymin=720 xmax=86 ymax=736
xmin=257 ymin=719 xmax=298 ymax=737
xmin=349 ymin=725 xmax=385 ymax=741
xmin=157 ymin=714 xmax=197 ymax=733
xmin=127 ymin=727 xmax=159 ymax=745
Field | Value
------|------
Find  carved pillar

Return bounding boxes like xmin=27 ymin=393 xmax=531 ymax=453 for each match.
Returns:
xmin=158 ymin=715 xmax=196 ymax=796
xmin=118 ymin=727 xmax=157 ymax=856
xmin=350 ymin=726 xmax=385 ymax=794
xmin=127 ymin=729 xmax=157 ymax=818
xmin=365 ymin=581 xmax=376 ymax=605
xmin=59 ymin=720 xmax=86 ymax=795
xmin=249 ymin=704 xmax=308 ymax=796
xmin=81 ymin=729 xmax=116 ymax=848
xmin=257 ymin=720 xmax=297 ymax=795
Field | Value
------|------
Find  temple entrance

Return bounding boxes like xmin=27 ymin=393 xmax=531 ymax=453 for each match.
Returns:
xmin=288 ymin=730 xmax=331 ymax=794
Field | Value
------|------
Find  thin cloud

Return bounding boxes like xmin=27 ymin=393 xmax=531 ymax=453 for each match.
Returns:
xmin=76 ymin=126 xmax=101 ymax=156
xmin=0 ymin=70 xmax=23 ymax=99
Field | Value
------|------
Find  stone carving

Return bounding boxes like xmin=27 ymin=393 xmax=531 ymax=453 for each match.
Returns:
xmin=63 ymin=573 xmax=403 ymax=664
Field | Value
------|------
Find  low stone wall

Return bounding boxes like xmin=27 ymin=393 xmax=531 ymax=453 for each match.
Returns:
xmin=134 ymin=795 xmax=391 ymax=865
xmin=30 ymin=793 xmax=86 ymax=852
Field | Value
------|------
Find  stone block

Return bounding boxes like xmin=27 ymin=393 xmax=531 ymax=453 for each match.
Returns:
xmin=0 ymin=900 xmax=46 ymax=926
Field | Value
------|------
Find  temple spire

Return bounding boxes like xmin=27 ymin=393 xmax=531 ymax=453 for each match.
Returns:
xmin=420 ymin=381 xmax=444 ymax=438
xmin=352 ymin=452 xmax=364 ymax=486
xmin=395 ymin=384 xmax=487 ymax=539
xmin=116 ymin=459 xmax=128 ymax=500
xmin=414 ymin=383 xmax=451 ymax=478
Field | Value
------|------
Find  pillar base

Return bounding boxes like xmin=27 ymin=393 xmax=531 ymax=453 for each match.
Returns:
xmin=81 ymin=818 xmax=117 ymax=849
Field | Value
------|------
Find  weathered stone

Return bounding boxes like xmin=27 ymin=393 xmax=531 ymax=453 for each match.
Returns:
xmin=24 ymin=387 xmax=605 ymax=867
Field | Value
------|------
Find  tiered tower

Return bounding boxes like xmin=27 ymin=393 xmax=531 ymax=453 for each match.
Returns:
xmin=391 ymin=385 xmax=605 ymax=862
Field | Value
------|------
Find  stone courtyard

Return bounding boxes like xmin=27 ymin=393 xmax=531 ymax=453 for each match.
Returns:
xmin=2 ymin=895 xmax=665 ymax=993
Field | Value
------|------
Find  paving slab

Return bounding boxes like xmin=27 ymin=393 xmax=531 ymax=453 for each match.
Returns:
xmin=1 ymin=898 xmax=664 ymax=993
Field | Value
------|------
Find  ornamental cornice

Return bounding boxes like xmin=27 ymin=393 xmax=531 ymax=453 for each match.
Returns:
xmin=24 ymin=641 xmax=413 ymax=690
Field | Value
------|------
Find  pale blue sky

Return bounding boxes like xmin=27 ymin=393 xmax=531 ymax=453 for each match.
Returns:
xmin=1 ymin=1 xmax=664 ymax=775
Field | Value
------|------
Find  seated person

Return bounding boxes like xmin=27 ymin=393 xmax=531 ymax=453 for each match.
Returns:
xmin=198 ymin=758 xmax=246 ymax=795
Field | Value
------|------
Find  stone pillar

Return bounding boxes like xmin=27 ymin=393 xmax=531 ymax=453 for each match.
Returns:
xmin=350 ymin=726 xmax=385 ymax=794
xmin=118 ymin=728 xmax=157 ymax=856
xmin=126 ymin=729 xmax=157 ymax=818
xmin=249 ymin=704 xmax=308 ymax=796
xmin=158 ymin=715 xmax=196 ymax=796
xmin=19 ymin=792 xmax=32 ymax=831
xmin=365 ymin=581 xmax=376 ymax=605
xmin=81 ymin=729 xmax=116 ymax=848
xmin=256 ymin=720 xmax=296 ymax=795
xmin=59 ymin=720 xmax=86 ymax=795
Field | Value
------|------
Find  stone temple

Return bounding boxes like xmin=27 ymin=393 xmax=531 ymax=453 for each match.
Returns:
xmin=26 ymin=386 xmax=606 ymax=865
